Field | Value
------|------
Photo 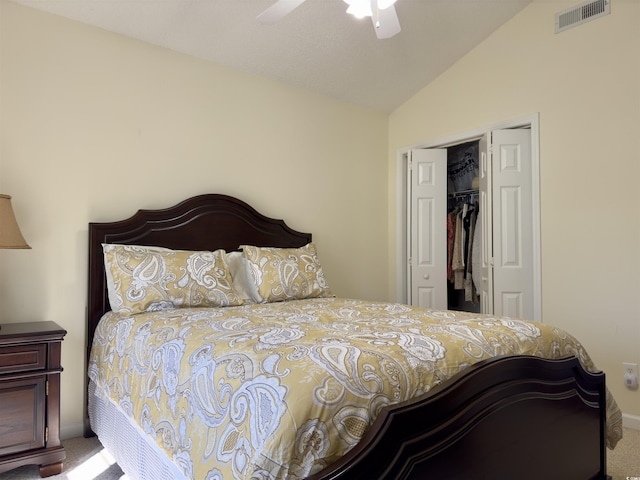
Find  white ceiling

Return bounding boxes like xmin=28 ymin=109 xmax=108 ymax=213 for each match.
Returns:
xmin=9 ymin=0 xmax=532 ymax=112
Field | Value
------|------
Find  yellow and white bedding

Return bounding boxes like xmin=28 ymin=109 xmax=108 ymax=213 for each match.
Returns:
xmin=88 ymin=297 xmax=623 ymax=480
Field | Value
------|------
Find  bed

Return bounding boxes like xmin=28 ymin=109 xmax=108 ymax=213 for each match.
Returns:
xmin=85 ymin=193 xmax=622 ymax=480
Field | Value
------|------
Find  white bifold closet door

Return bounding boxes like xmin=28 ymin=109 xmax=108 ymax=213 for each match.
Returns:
xmin=408 ymin=148 xmax=448 ymax=310
xmin=484 ymin=129 xmax=533 ymax=319
xmin=409 ymin=129 xmax=534 ymax=320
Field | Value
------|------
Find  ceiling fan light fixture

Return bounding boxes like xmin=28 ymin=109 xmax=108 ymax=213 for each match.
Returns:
xmin=344 ymin=0 xmax=398 ymax=19
xmin=259 ymin=0 xmax=401 ymax=39
xmin=345 ymin=0 xmax=372 ymax=18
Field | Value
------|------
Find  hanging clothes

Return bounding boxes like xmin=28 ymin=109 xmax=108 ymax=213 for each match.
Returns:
xmin=465 ymin=203 xmax=478 ymax=303
xmin=472 ymin=209 xmax=482 ymax=294
xmin=447 ymin=210 xmax=457 ymax=282
xmin=451 ymin=211 xmax=464 ymax=289
xmin=448 ymin=197 xmax=479 ymax=305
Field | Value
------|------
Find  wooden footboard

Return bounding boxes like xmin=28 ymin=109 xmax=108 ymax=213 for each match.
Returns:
xmin=308 ymin=355 xmax=609 ymax=480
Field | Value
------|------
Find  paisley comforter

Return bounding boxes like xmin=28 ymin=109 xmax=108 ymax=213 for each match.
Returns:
xmin=88 ymin=297 xmax=622 ymax=480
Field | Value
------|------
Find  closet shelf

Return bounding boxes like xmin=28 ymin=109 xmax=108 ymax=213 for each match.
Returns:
xmin=449 ymin=189 xmax=479 ymax=198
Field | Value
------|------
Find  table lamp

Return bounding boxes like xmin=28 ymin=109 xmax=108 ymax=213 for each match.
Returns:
xmin=0 ymin=194 xmax=30 ymax=330
xmin=0 ymin=194 xmax=30 ymax=250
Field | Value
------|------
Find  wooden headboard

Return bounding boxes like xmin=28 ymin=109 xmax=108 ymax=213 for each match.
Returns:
xmin=85 ymin=194 xmax=311 ymax=432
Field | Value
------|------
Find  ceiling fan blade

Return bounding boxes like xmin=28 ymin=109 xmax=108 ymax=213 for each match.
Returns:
xmin=257 ymin=0 xmax=308 ymax=24
xmin=372 ymin=4 xmax=401 ymax=39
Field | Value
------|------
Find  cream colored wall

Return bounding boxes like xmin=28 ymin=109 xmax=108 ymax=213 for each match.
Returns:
xmin=0 ymin=1 xmax=389 ymax=436
xmin=389 ymin=0 xmax=640 ymax=418
xmin=2 ymin=0 xmax=638 ymax=437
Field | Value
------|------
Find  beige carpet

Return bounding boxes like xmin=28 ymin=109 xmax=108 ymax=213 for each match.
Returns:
xmin=0 ymin=436 xmax=125 ymax=480
xmin=608 ymin=427 xmax=640 ymax=480
xmin=1 ymin=428 xmax=638 ymax=480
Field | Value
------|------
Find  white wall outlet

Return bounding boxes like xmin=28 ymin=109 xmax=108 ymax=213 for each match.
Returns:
xmin=623 ymin=362 xmax=639 ymax=390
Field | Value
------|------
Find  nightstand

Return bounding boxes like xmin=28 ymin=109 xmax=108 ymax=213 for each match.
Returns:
xmin=0 ymin=321 xmax=67 ymax=477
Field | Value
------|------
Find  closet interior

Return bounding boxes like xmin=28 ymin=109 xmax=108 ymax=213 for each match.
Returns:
xmin=447 ymin=140 xmax=481 ymax=313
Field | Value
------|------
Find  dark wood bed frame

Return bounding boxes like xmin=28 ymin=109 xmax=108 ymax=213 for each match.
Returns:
xmin=86 ymin=193 xmax=610 ymax=480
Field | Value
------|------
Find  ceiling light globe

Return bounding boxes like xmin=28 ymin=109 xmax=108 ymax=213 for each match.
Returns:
xmin=345 ymin=0 xmax=372 ymax=18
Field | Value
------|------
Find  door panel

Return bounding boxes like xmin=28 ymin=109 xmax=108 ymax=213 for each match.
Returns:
xmin=478 ymin=134 xmax=493 ymax=314
xmin=491 ymin=129 xmax=533 ymax=319
xmin=409 ymin=149 xmax=447 ymax=309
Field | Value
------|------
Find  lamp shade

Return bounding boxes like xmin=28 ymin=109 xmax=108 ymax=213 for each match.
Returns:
xmin=0 ymin=194 xmax=31 ymax=249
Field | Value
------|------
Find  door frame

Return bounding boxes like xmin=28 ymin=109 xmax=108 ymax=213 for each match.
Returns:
xmin=395 ymin=113 xmax=542 ymax=322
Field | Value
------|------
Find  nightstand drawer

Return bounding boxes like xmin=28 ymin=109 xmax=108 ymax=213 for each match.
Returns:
xmin=0 ymin=344 xmax=47 ymax=374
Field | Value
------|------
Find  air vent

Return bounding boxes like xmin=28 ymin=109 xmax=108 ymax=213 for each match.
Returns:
xmin=555 ymin=0 xmax=610 ymax=33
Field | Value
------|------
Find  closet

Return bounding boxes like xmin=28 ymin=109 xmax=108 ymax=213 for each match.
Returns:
xmin=446 ymin=141 xmax=480 ymax=313
xmin=407 ymin=129 xmax=535 ymax=320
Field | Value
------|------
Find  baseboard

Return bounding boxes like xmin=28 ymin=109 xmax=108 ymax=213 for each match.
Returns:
xmin=622 ymin=413 xmax=640 ymax=430
xmin=61 ymin=422 xmax=85 ymax=440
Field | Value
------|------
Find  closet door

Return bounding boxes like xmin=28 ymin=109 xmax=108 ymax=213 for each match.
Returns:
xmin=478 ymin=134 xmax=493 ymax=314
xmin=409 ymin=149 xmax=447 ymax=309
xmin=490 ymin=129 xmax=534 ymax=319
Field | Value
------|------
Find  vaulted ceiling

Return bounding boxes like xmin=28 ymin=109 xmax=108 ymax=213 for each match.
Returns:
xmin=9 ymin=0 xmax=532 ymax=112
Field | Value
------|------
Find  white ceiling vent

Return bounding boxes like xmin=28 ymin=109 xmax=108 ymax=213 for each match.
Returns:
xmin=555 ymin=0 xmax=610 ymax=33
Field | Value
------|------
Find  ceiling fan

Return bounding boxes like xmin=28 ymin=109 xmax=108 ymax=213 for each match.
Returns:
xmin=257 ymin=0 xmax=402 ymax=39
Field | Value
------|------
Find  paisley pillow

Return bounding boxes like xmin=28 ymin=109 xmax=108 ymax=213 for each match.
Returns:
xmin=103 ymin=244 xmax=243 ymax=314
xmin=241 ymin=243 xmax=333 ymax=303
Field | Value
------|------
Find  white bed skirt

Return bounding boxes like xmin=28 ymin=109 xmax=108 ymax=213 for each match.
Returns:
xmin=88 ymin=380 xmax=186 ymax=480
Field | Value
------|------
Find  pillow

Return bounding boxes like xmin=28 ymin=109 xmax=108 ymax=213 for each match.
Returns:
xmin=225 ymin=251 xmax=258 ymax=303
xmin=240 ymin=243 xmax=333 ymax=303
xmin=103 ymin=244 xmax=243 ymax=314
